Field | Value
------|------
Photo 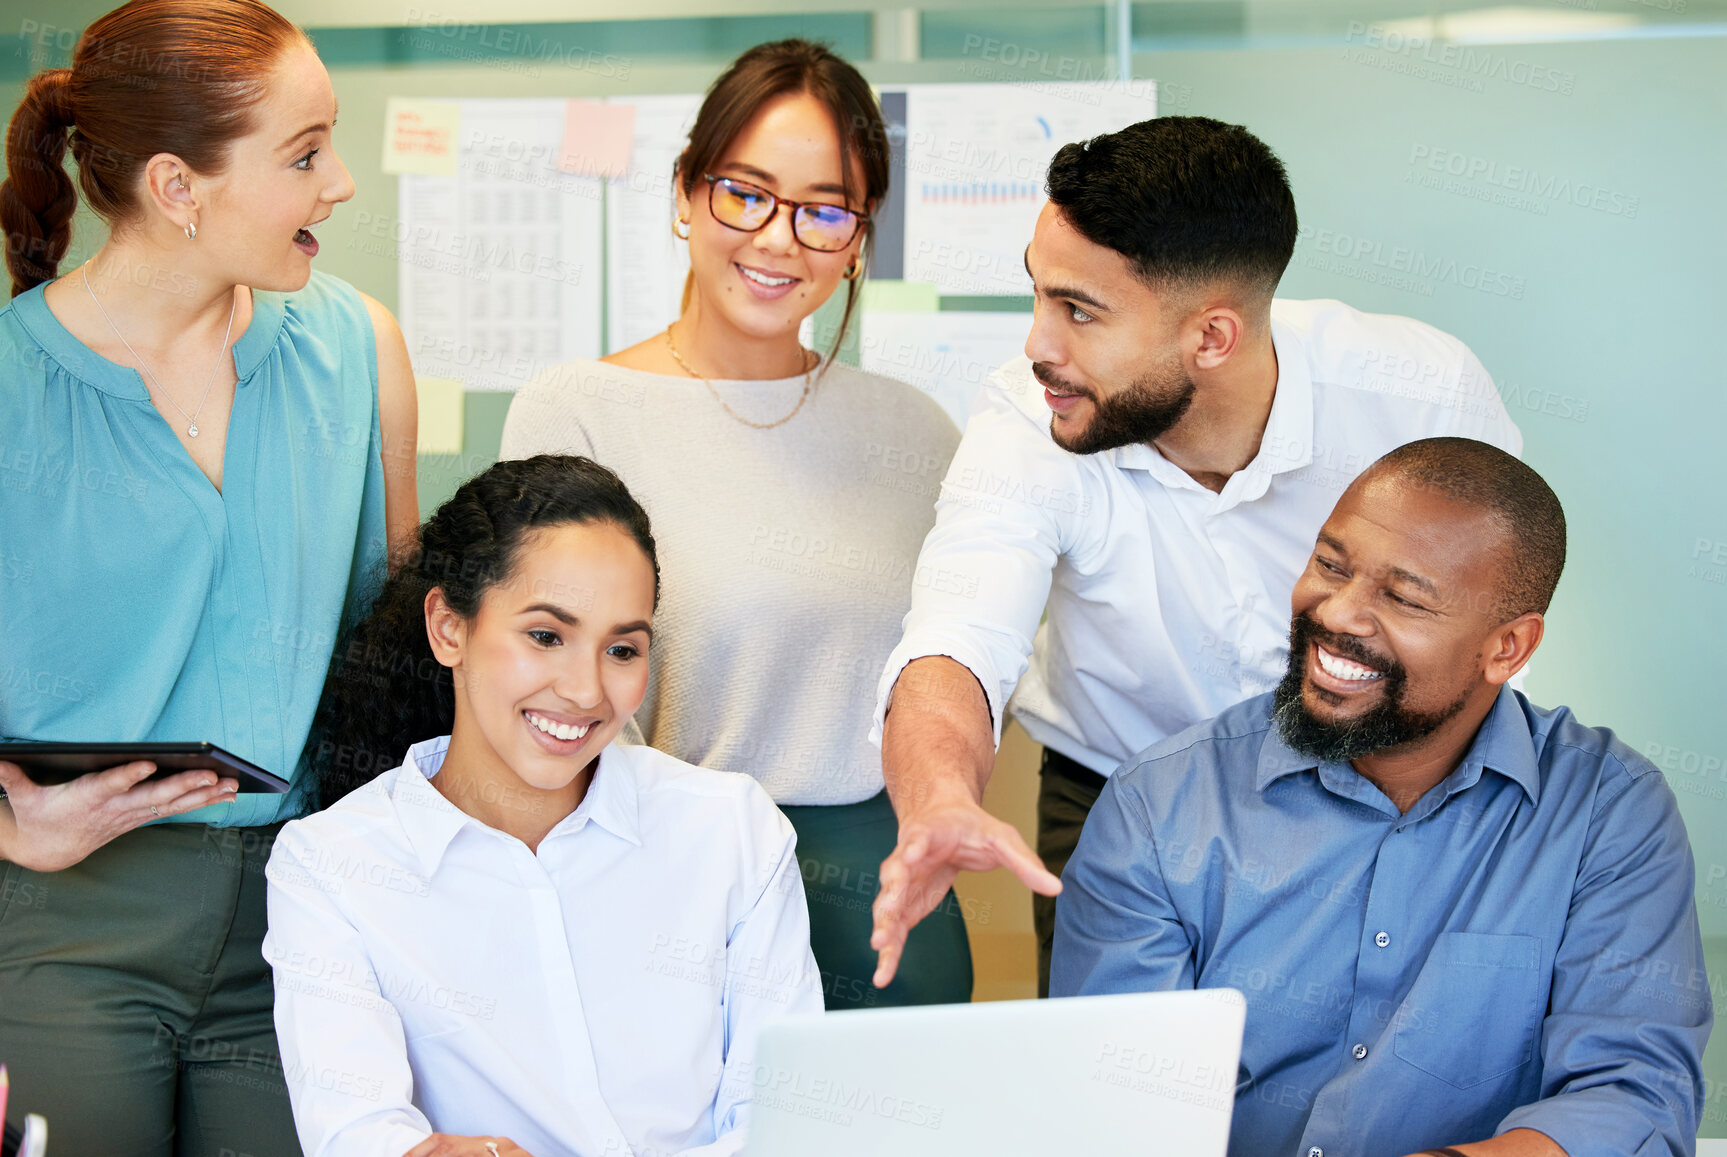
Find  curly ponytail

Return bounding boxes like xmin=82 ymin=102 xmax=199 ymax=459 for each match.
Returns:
xmin=309 ymin=455 xmax=660 ymax=807
xmin=2 ymin=69 xmax=76 ymax=297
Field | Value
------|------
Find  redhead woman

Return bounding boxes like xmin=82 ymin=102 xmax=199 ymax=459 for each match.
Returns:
xmin=0 ymin=1 xmax=416 ymax=1150
xmin=500 ymin=39 xmax=971 ymax=1008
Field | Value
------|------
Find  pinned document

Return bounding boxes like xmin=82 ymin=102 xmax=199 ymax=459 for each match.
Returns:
xmin=860 ymin=309 xmax=1028 ymax=428
xmin=602 ymin=93 xmax=703 ymax=352
xmin=901 ymin=83 xmax=1158 ymax=295
xmin=395 ymin=99 xmax=604 ymax=390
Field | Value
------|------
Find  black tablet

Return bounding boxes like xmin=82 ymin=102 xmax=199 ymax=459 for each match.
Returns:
xmin=0 ymin=742 xmax=291 ymax=794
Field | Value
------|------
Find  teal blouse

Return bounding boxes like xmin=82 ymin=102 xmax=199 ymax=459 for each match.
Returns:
xmin=0 ymin=271 xmax=388 ymax=826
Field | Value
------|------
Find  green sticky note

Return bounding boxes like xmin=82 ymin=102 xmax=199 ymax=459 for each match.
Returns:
xmin=861 ymin=280 xmax=940 ymax=313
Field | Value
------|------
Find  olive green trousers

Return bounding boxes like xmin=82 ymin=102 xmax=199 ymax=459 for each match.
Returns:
xmin=0 ymin=822 xmax=301 ymax=1157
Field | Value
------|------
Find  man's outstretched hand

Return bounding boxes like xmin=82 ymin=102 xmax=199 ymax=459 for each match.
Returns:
xmin=870 ymin=793 xmax=1061 ymax=989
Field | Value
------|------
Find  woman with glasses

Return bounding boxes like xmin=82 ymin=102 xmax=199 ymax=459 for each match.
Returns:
xmin=500 ymin=39 xmax=971 ymax=1008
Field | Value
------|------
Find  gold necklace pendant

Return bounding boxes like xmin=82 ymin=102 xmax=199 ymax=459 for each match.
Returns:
xmin=663 ymin=324 xmax=814 ymax=430
xmin=82 ymin=258 xmax=235 ymax=439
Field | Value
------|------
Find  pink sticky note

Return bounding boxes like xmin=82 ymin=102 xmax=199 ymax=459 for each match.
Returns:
xmin=558 ymin=99 xmax=635 ymax=179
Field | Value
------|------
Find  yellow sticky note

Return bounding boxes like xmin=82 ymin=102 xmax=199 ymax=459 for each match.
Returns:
xmin=861 ymin=280 xmax=940 ymax=313
xmin=416 ymin=377 xmax=464 ymax=455
xmin=559 ymin=99 xmax=636 ymax=178
xmin=382 ymin=98 xmax=460 ymax=177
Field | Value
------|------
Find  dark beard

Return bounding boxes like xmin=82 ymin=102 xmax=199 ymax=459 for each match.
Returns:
xmin=1035 ymin=359 xmax=1196 ymax=455
xmin=1271 ymin=611 xmax=1470 ymax=764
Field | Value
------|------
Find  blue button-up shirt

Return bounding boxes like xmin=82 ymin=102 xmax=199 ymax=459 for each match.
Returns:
xmin=1052 ymin=688 xmax=1710 ymax=1157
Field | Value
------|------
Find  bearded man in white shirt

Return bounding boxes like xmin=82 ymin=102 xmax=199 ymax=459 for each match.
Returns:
xmin=867 ymin=116 xmax=1523 ymax=996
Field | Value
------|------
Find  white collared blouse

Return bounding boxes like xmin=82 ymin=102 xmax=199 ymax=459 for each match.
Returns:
xmin=263 ymin=737 xmax=822 ymax=1157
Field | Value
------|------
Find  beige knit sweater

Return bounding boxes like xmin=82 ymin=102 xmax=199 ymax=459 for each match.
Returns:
xmin=499 ymin=358 xmax=959 ymax=805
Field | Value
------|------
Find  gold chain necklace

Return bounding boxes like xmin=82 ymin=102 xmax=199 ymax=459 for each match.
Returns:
xmin=663 ymin=323 xmax=815 ymax=430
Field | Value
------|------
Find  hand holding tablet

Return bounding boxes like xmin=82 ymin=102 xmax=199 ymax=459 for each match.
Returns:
xmin=0 ymin=742 xmax=289 ymax=793
xmin=0 ymin=743 xmax=280 ymax=873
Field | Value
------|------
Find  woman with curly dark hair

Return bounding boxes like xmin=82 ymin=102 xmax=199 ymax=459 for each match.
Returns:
xmin=269 ymin=455 xmax=821 ymax=1157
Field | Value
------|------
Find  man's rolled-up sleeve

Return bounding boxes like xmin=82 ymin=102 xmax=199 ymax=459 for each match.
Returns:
xmin=870 ymin=364 xmax=1084 ymax=749
xmin=1049 ymin=771 xmax=1197 ymax=997
xmin=1495 ymin=769 xmax=1711 ymax=1157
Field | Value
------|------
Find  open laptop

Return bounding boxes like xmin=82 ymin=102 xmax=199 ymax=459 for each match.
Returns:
xmin=745 ymin=988 xmax=1245 ymax=1156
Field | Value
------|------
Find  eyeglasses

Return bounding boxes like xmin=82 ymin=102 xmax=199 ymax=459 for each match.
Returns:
xmin=703 ymin=174 xmax=868 ymax=253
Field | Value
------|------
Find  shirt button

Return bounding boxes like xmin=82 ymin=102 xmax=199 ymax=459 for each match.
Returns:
xmin=1352 ymin=1043 xmax=1369 ymax=1060
xmin=1375 ymin=931 xmax=1391 ymax=948
xmin=1308 ymin=1148 xmax=1325 ymax=1157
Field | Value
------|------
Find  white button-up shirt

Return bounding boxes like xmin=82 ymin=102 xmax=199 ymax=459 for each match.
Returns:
xmin=263 ymin=737 xmax=822 ymax=1157
xmin=874 ymin=298 xmax=1522 ymax=775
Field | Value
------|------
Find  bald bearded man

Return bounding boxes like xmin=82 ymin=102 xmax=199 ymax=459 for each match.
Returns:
xmin=1054 ymin=438 xmax=1709 ymax=1157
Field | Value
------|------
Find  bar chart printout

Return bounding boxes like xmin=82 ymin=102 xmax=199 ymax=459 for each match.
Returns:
xmin=901 ymin=82 xmax=1159 ymax=296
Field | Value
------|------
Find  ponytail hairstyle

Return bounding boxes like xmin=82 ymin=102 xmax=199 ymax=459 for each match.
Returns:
xmin=310 ymin=455 xmax=660 ymax=807
xmin=1 ymin=0 xmax=310 ymax=297
xmin=675 ymin=39 xmax=890 ymax=365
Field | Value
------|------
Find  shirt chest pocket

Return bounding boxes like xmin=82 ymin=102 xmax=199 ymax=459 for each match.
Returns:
xmin=1392 ymin=931 xmax=1543 ymax=1089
